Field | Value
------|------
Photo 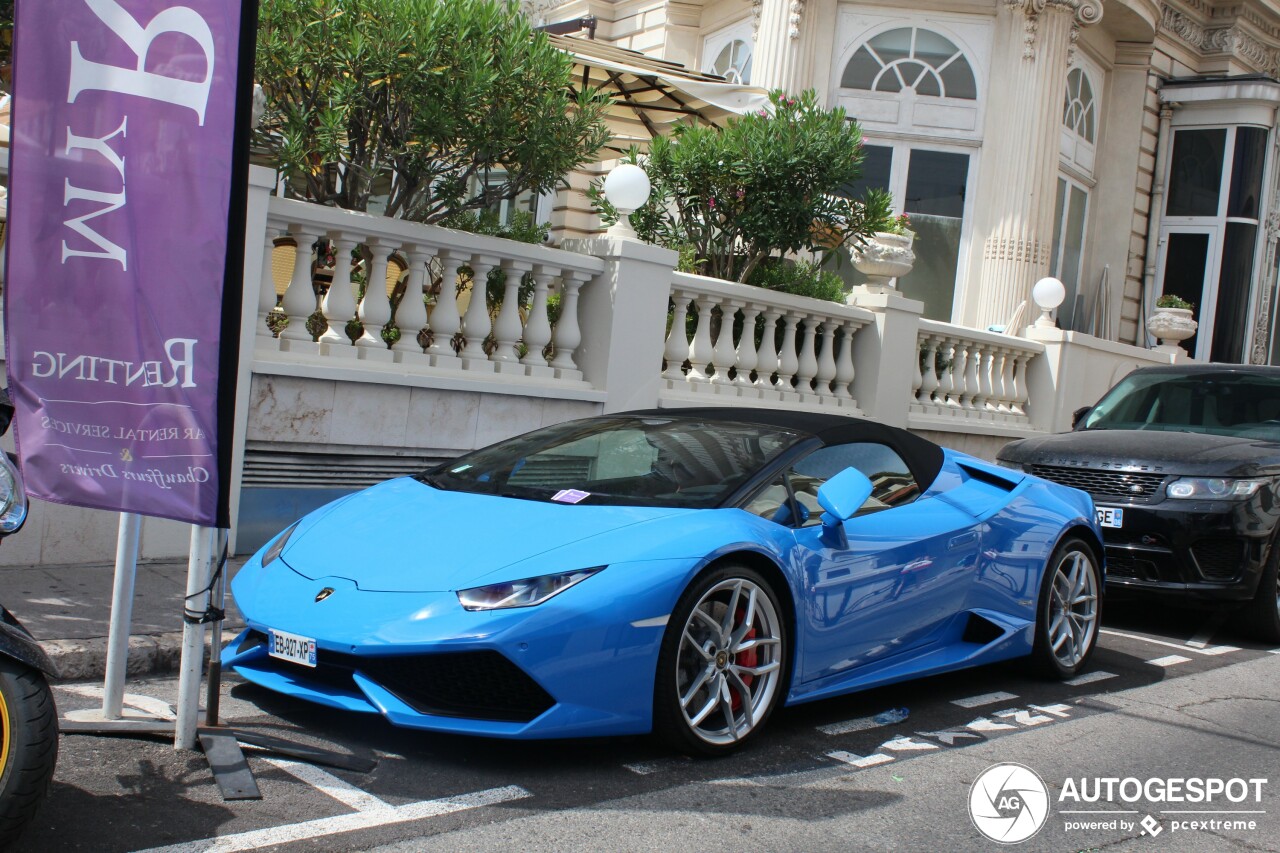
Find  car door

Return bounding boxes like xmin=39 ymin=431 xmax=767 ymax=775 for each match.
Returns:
xmin=767 ymin=442 xmax=983 ymax=684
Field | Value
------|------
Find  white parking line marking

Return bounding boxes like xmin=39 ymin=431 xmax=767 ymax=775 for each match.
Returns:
xmin=1065 ymin=670 xmax=1118 ymax=686
xmin=270 ymin=759 xmax=393 ymax=814
xmin=1101 ymin=629 xmax=1237 ymax=657
xmin=1147 ymin=654 xmax=1193 ymax=667
xmin=994 ymin=708 xmax=1055 ymax=727
xmin=951 ymin=691 xmax=1018 ymax=708
xmin=827 ymin=750 xmax=894 ymax=768
xmin=817 ymin=715 xmax=885 ymax=736
xmin=879 ymin=736 xmax=938 ymax=752
xmin=1186 ymin=613 xmax=1226 ymax=648
xmin=133 ymin=782 xmax=531 ymax=853
xmin=965 ymin=716 xmax=1017 ymax=732
xmin=623 ymin=762 xmax=662 ymax=775
xmin=918 ymin=729 xmax=980 ymax=746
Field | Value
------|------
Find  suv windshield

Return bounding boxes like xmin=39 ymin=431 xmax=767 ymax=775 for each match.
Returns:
xmin=416 ymin=416 xmax=802 ymax=508
xmin=1082 ymin=370 xmax=1280 ymax=439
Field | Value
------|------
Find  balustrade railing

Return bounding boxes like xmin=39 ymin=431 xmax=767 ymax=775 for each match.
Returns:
xmin=911 ymin=320 xmax=1045 ymax=426
xmin=257 ymin=197 xmax=603 ymax=386
xmin=662 ymin=272 xmax=875 ymax=411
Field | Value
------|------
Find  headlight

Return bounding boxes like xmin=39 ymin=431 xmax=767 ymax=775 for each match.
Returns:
xmin=1166 ymin=477 xmax=1267 ymax=500
xmin=262 ymin=521 xmax=300 ymax=567
xmin=457 ymin=567 xmax=603 ymax=611
xmin=0 ymin=453 xmax=28 ymax=535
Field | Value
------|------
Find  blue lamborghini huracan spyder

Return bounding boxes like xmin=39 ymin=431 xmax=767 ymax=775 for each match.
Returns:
xmin=224 ymin=408 xmax=1104 ymax=755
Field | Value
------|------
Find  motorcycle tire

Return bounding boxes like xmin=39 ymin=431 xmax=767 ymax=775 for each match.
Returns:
xmin=0 ymin=657 xmax=58 ymax=851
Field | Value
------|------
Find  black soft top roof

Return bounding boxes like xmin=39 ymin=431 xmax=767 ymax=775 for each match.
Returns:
xmin=620 ymin=407 xmax=947 ymax=491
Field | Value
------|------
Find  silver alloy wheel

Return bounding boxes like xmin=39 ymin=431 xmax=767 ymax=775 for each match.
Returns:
xmin=1047 ymin=549 xmax=1099 ymax=668
xmin=675 ymin=577 xmax=782 ymax=745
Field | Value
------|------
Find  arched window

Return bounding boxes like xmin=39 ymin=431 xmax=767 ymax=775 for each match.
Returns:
xmin=704 ymin=21 xmax=753 ymax=85
xmin=709 ymin=38 xmax=752 ymax=84
xmin=840 ymin=27 xmax=976 ymax=100
xmin=1063 ymin=68 xmax=1096 ymax=143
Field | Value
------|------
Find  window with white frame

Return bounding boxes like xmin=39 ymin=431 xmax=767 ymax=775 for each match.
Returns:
xmin=1049 ymin=176 xmax=1089 ymax=329
xmin=703 ymin=20 xmax=753 ymax=84
xmin=1051 ymin=61 xmax=1102 ymax=330
xmin=840 ymin=27 xmax=976 ymax=99
xmin=834 ymin=20 xmax=985 ymax=321
xmin=1060 ymin=66 xmax=1097 ymax=175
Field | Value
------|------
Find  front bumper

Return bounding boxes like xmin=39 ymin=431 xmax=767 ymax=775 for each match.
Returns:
xmin=224 ymin=555 xmax=695 ymax=739
xmin=1092 ymin=497 xmax=1276 ymax=602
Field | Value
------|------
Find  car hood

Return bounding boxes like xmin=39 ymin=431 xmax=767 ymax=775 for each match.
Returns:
xmin=999 ymin=428 xmax=1280 ymax=476
xmin=278 ymin=477 xmax=694 ymax=592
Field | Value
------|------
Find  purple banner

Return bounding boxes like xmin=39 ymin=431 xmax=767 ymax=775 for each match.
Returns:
xmin=5 ymin=0 xmax=253 ymax=526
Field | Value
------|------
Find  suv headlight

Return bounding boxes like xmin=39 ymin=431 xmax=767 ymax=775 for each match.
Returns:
xmin=457 ymin=567 xmax=603 ymax=611
xmin=1166 ymin=477 xmax=1267 ymax=500
xmin=0 ymin=453 xmax=28 ymax=535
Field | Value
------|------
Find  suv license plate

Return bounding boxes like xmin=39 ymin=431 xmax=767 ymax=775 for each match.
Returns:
xmin=1096 ymin=507 xmax=1124 ymax=529
xmin=268 ymin=628 xmax=317 ymax=668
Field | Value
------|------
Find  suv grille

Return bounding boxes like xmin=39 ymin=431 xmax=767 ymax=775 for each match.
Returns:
xmin=1104 ymin=549 xmax=1160 ymax=582
xmin=1030 ymin=465 xmax=1167 ymax=504
xmin=1190 ymin=538 xmax=1246 ymax=582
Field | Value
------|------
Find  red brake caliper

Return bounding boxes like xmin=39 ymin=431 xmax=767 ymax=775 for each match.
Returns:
xmin=730 ymin=606 xmax=757 ymax=712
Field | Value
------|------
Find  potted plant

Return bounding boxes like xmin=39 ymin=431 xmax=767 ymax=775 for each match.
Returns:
xmin=1147 ymin=294 xmax=1198 ymax=352
xmin=852 ymin=210 xmax=916 ymax=294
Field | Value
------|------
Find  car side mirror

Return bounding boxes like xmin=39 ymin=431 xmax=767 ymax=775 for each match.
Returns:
xmin=1072 ymin=406 xmax=1091 ymax=429
xmin=817 ymin=468 xmax=874 ymax=525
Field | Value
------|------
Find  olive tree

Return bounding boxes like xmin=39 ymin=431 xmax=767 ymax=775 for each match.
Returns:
xmin=255 ymin=0 xmax=610 ymax=222
xmin=590 ymin=90 xmax=891 ymax=283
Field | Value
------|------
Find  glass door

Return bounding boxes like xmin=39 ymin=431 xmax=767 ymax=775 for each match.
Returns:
xmin=838 ymin=142 xmax=972 ymax=321
xmin=1156 ymin=226 xmax=1221 ymax=360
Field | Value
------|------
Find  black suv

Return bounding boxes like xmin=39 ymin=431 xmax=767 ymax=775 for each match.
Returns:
xmin=997 ymin=365 xmax=1280 ymax=642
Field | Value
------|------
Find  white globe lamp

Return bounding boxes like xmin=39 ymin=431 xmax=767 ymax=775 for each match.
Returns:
xmin=1032 ymin=276 xmax=1066 ymax=328
xmin=603 ymin=163 xmax=651 ymax=239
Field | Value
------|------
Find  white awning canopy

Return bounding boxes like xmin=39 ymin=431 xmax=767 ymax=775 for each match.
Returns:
xmin=550 ymin=35 xmax=770 ymax=153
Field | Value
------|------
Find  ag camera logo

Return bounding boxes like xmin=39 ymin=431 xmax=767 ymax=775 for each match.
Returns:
xmin=969 ymin=762 xmax=1051 ymax=844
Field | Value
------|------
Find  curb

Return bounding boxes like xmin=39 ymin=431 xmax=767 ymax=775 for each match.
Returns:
xmin=42 ymin=625 xmax=245 ymax=682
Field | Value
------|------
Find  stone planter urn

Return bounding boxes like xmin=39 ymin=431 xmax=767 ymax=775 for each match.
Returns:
xmin=851 ymin=231 xmax=915 ymax=299
xmin=1147 ymin=306 xmax=1197 ymax=353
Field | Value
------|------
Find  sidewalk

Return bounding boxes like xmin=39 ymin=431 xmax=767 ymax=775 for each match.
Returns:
xmin=2 ymin=557 xmax=247 ymax=681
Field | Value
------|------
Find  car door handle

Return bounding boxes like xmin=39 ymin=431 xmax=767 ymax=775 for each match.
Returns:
xmin=948 ymin=531 xmax=979 ymax=550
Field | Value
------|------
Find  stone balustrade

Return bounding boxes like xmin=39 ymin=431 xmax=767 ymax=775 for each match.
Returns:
xmin=661 ymin=272 xmax=875 ymax=412
xmin=257 ymin=196 xmax=604 ymax=387
xmin=910 ymin=320 xmax=1046 ymax=429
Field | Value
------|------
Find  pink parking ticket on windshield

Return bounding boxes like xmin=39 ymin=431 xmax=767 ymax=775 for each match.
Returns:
xmin=552 ymin=489 xmax=591 ymax=504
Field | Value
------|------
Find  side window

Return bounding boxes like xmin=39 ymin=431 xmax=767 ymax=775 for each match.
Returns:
xmin=743 ymin=472 xmax=807 ymax=527
xmin=790 ymin=443 xmax=920 ymax=526
xmin=742 ymin=443 xmax=920 ymax=528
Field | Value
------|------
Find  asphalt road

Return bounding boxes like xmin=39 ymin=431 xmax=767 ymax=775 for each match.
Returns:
xmin=18 ymin=602 xmax=1280 ymax=853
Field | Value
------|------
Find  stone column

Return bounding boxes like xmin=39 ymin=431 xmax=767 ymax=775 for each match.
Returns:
xmin=750 ymin=0 xmax=837 ymax=96
xmin=963 ymin=0 xmax=1103 ymax=331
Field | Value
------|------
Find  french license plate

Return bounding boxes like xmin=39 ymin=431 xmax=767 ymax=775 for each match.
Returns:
xmin=1096 ymin=506 xmax=1124 ymax=529
xmin=268 ymin=628 xmax=317 ymax=668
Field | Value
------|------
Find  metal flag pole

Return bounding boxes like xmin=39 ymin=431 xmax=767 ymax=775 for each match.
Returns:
xmin=175 ymin=524 xmax=216 ymax=750
xmin=204 ymin=528 xmax=230 ymax=727
xmin=102 ymin=511 xmax=141 ymax=720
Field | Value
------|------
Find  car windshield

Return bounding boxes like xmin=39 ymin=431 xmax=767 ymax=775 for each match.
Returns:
xmin=416 ymin=416 xmax=803 ymax=508
xmin=1081 ymin=370 xmax=1280 ymax=439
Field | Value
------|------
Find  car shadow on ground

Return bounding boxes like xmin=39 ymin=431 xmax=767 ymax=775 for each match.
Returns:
xmin=218 ymin=596 xmax=1264 ymax=792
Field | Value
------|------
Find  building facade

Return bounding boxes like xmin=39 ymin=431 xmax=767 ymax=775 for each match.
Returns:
xmin=541 ymin=0 xmax=1280 ymax=364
